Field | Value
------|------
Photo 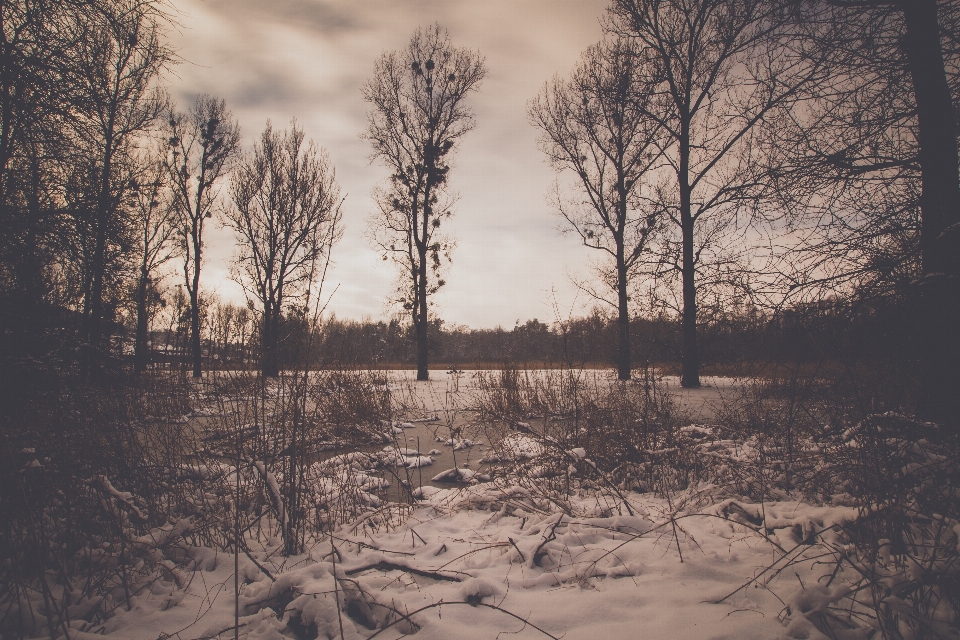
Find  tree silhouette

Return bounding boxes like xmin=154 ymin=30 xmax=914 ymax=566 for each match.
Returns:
xmin=131 ymin=153 xmax=176 ymax=374
xmin=226 ymin=120 xmax=342 ymax=377
xmin=363 ymin=24 xmax=485 ymax=381
xmin=167 ymin=95 xmax=240 ymax=378
xmin=772 ymin=0 xmax=960 ymax=424
xmin=70 ymin=0 xmax=170 ymax=369
xmin=529 ymin=37 xmax=665 ymax=380
xmin=608 ymin=0 xmax=826 ymax=387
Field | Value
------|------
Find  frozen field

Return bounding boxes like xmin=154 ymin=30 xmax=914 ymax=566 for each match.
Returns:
xmin=84 ymin=485 xmax=855 ymax=640
xmin=56 ymin=368 xmax=942 ymax=640
xmin=365 ymin=370 xmax=731 ymax=489
xmin=87 ymin=369 xmax=870 ymax=640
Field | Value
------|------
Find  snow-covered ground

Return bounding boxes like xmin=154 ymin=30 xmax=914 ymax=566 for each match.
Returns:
xmin=85 ymin=484 xmax=859 ymax=640
xmin=659 ymin=376 xmax=744 ymax=423
xmin=68 ymin=370 xmax=937 ymax=640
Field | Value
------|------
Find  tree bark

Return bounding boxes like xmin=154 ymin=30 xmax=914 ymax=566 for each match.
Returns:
xmin=679 ymin=118 xmax=700 ymax=388
xmin=84 ymin=128 xmax=115 ymax=371
xmin=899 ymin=0 xmax=960 ymax=426
xmin=134 ymin=268 xmax=149 ymax=375
xmin=416 ymin=255 xmax=429 ymax=381
xmin=416 ymin=152 xmax=433 ymax=382
xmin=85 ymin=217 xmax=107 ymax=358
xmin=189 ymin=178 xmax=205 ymax=379
xmin=262 ymin=304 xmax=280 ymax=378
xmin=190 ymin=219 xmax=203 ymax=378
xmin=190 ymin=280 xmax=201 ymax=378
xmin=616 ymin=252 xmax=631 ymax=381
xmin=284 ymin=413 xmax=301 ymax=556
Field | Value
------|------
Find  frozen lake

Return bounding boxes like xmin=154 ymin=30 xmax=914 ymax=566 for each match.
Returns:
xmin=182 ymin=369 xmax=753 ymax=495
xmin=376 ymin=369 xmax=748 ymax=492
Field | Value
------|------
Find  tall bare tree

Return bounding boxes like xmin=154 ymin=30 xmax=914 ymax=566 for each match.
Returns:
xmin=608 ymin=0 xmax=825 ymax=387
xmin=0 ymin=0 xmax=70 ymax=309
xmin=167 ymin=95 xmax=240 ymax=378
xmin=69 ymin=0 xmax=170 ymax=367
xmin=226 ymin=120 xmax=342 ymax=378
xmin=529 ymin=38 xmax=664 ymax=380
xmin=130 ymin=153 xmax=175 ymax=374
xmin=0 ymin=1 xmax=87 ymax=326
xmin=0 ymin=0 xmax=55 ymax=205
xmin=363 ymin=24 xmax=485 ymax=381
xmin=843 ymin=0 xmax=959 ymax=425
xmin=767 ymin=0 xmax=960 ymax=424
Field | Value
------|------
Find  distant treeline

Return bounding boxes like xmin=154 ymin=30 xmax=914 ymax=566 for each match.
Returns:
xmin=247 ymin=296 xmax=916 ymax=372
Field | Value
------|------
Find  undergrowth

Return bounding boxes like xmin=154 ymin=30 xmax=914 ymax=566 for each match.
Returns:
xmin=2 ymin=365 xmax=957 ymax=639
xmin=470 ymin=367 xmax=959 ymax=639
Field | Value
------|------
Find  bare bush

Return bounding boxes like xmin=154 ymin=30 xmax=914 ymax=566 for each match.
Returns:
xmin=0 ymin=370 xmax=198 ymax=639
xmin=473 ymin=367 xmax=683 ymax=514
xmin=700 ymin=382 xmax=960 ymax=639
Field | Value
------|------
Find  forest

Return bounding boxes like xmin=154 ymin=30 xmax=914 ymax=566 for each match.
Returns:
xmin=1 ymin=1 xmax=958 ymax=639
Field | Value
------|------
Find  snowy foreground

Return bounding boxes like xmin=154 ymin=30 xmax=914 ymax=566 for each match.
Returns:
xmin=83 ymin=485 xmax=858 ymax=640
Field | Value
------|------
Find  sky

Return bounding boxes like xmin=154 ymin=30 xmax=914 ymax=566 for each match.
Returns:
xmin=164 ymin=0 xmax=611 ymax=329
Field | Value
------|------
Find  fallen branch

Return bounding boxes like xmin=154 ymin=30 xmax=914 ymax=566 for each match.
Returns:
xmin=436 ymin=542 xmax=512 ymax=571
xmin=365 ymin=599 xmax=561 ymax=640
xmin=344 ymin=560 xmax=466 ymax=582
xmin=508 ymin=537 xmax=526 ymax=563
xmin=533 ymin=514 xmax=564 ymax=567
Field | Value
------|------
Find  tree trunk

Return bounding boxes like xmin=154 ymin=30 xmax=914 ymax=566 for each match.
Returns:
xmin=262 ymin=305 xmax=280 ymax=378
xmin=84 ymin=137 xmax=115 ymax=372
xmin=900 ymin=0 xmax=960 ymax=426
xmin=22 ymin=158 xmax=43 ymax=310
xmin=284 ymin=432 xmax=299 ymax=555
xmin=284 ymin=412 xmax=297 ymax=555
xmin=134 ymin=269 xmax=149 ymax=375
xmin=189 ymin=205 xmax=204 ymax=378
xmin=678 ymin=121 xmax=700 ymax=388
xmin=616 ymin=254 xmax=631 ymax=381
xmin=416 ymin=255 xmax=429 ymax=381
xmin=86 ymin=226 xmax=106 ymax=350
xmin=190 ymin=285 xmax=201 ymax=378
xmin=190 ymin=244 xmax=202 ymax=378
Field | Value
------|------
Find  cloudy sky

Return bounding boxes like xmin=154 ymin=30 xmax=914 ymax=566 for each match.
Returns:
xmin=165 ymin=0 xmax=611 ymax=328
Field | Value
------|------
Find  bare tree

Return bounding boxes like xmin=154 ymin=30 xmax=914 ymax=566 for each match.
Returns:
xmin=529 ymin=38 xmax=664 ymax=380
xmin=773 ymin=0 xmax=960 ymax=425
xmin=0 ymin=1 xmax=76 ymax=321
xmin=608 ymin=0 xmax=825 ymax=387
xmin=362 ymin=24 xmax=486 ymax=381
xmin=226 ymin=120 xmax=342 ymax=378
xmin=0 ymin=0 xmax=57 ymax=205
xmin=208 ymin=296 xmax=248 ymax=367
xmin=167 ymin=95 xmax=240 ymax=378
xmin=130 ymin=153 xmax=175 ymax=374
xmin=69 ymin=0 xmax=170 ymax=367
xmin=227 ymin=121 xmax=342 ymax=556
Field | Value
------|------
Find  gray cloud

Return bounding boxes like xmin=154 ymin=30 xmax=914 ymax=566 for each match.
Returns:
xmin=167 ymin=0 xmax=609 ymax=328
xmin=193 ymin=0 xmax=364 ymax=35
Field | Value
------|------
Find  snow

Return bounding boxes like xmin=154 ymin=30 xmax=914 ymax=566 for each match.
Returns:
xmin=91 ymin=475 xmax=147 ymax=520
xmin=84 ymin=485 xmax=870 ymax=640
xmin=43 ymin=373 xmax=953 ymax=640
xmin=442 ymin=438 xmax=475 ymax=450
xmin=411 ymin=486 xmax=442 ymax=500
xmin=480 ymin=433 xmax=543 ymax=463
xmin=383 ymin=446 xmax=421 ymax=457
xmin=430 ymin=467 xmax=476 ymax=483
xmin=404 ymin=455 xmax=435 ymax=469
